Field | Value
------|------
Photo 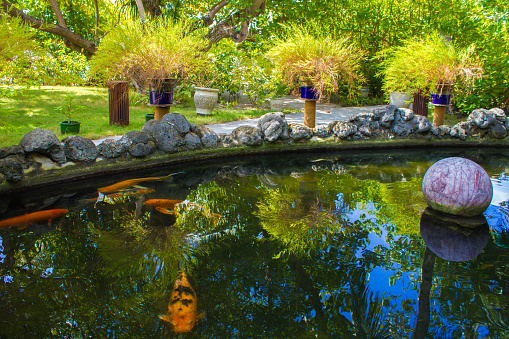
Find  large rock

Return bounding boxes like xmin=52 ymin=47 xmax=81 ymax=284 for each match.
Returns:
xmin=379 ymin=105 xmax=398 ymax=128
xmin=468 ymin=108 xmax=497 ymax=129
xmin=0 ymin=158 xmax=24 ymax=183
xmin=450 ymin=121 xmax=472 ymax=140
xmin=313 ymin=125 xmax=332 ymax=138
xmin=97 ymin=139 xmax=127 ymax=158
xmin=142 ymin=120 xmax=183 ymax=153
xmin=393 ymin=121 xmax=413 ymax=137
xmin=231 ymin=126 xmax=263 ymax=146
xmin=19 ymin=129 xmax=66 ymax=164
xmin=289 ymin=124 xmax=313 ymax=141
xmin=184 ymin=132 xmax=202 ymax=150
xmin=399 ymin=108 xmax=414 ymax=122
xmin=489 ymin=107 xmax=507 ymax=122
xmin=411 ymin=115 xmax=432 ymax=133
xmin=120 ymin=131 xmax=156 ymax=157
xmin=422 ymin=157 xmax=493 ymax=217
xmin=258 ymin=112 xmax=289 ymax=142
xmin=194 ymin=125 xmax=218 ymax=148
xmin=62 ymin=135 xmax=99 ymax=162
xmin=162 ymin=113 xmax=191 ymax=134
xmin=0 ymin=145 xmax=24 ymax=159
xmin=488 ymin=121 xmax=508 ymax=139
xmin=333 ymin=121 xmax=358 ymax=139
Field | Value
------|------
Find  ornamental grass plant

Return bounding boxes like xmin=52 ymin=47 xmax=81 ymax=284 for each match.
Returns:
xmin=381 ymin=32 xmax=483 ymax=96
xmin=89 ymin=14 xmax=209 ymax=93
xmin=267 ymin=22 xmax=365 ymax=100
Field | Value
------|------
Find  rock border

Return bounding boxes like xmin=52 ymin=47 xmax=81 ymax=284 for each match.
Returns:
xmin=1 ymin=106 xmax=508 ymax=192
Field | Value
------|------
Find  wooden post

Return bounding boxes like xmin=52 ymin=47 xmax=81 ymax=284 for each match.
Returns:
xmin=154 ymin=106 xmax=170 ymax=120
xmin=304 ymin=100 xmax=316 ymax=128
xmin=108 ymin=81 xmax=129 ymax=126
xmin=433 ymin=105 xmax=446 ymax=126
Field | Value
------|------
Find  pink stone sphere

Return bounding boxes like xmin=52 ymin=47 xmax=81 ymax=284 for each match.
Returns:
xmin=422 ymin=157 xmax=493 ymax=217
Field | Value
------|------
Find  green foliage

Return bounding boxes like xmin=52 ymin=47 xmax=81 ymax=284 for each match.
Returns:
xmin=90 ymin=14 xmax=209 ymax=92
xmin=0 ymin=13 xmax=45 ymax=93
xmin=54 ymin=93 xmax=85 ymax=123
xmin=381 ymin=31 xmax=483 ymax=96
xmin=40 ymin=40 xmax=89 ymax=86
xmin=267 ymin=21 xmax=365 ymax=99
xmin=453 ymin=30 xmax=509 ymax=114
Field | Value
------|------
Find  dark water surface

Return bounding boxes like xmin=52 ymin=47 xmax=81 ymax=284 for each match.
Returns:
xmin=1 ymin=148 xmax=509 ymax=338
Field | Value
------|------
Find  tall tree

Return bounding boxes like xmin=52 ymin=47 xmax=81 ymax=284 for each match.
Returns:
xmin=1 ymin=0 xmax=266 ymax=58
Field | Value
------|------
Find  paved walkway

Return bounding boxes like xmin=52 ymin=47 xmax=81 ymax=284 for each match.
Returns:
xmin=204 ymin=97 xmax=383 ymax=134
xmin=93 ymin=98 xmax=383 ymax=144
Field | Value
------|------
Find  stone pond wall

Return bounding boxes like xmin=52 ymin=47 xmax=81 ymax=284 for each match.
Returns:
xmin=0 ymin=105 xmax=507 ymax=185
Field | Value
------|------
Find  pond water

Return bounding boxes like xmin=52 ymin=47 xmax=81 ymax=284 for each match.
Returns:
xmin=1 ymin=148 xmax=509 ymax=338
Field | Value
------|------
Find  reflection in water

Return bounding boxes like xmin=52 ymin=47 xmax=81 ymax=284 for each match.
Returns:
xmin=420 ymin=207 xmax=489 ymax=262
xmin=415 ymin=207 xmax=491 ymax=338
xmin=1 ymin=149 xmax=509 ymax=337
xmin=159 ymin=272 xmax=205 ymax=333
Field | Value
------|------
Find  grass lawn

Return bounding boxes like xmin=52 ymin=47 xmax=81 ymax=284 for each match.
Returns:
xmin=0 ymin=86 xmax=270 ymax=147
xmin=0 ymin=85 xmax=467 ymax=148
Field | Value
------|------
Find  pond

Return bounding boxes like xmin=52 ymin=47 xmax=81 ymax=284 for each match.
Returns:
xmin=1 ymin=148 xmax=509 ymax=338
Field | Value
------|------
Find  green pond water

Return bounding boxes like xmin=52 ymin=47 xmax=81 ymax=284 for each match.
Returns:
xmin=1 ymin=148 xmax=509 ymax=338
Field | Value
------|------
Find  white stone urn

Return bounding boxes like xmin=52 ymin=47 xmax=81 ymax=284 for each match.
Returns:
xmin=389 ymin=91 xmax=412 ymax=108
xmin=194 ymin=87 xmax=219 ymax=115
xmin=270 ymin=97 xmax=285 ymax=111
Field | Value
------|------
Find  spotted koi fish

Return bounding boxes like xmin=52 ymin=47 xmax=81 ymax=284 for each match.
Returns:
xmin=159 ymin=273 xmax=205 ymax=333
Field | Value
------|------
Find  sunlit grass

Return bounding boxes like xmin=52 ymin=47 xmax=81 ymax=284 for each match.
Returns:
xmin=0 ymin=86 xmax=270 ymax=147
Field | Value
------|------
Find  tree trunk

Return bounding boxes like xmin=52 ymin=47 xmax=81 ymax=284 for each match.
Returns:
xmin=2 ymin=0 xmax=97 ymax=58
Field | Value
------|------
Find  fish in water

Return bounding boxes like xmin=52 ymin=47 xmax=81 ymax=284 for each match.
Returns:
xmin=145 ymin=199 xmax=222 ymax=221
xmin=159 ymin=272 xmax=205 ymax=333
xmin=93 ymin=188 xmax=155 ymax=204
xmin=98 ymin=172 xmax=183 ymax=194
xmin=144 ymin=199 xmax=184 ymax=210
xmin=0 ymin=209 xmax=69 ymax=229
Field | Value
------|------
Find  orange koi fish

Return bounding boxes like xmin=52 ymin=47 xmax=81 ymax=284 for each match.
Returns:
xmin=98 ymin=172 xmax=183 ymax=194
xmin=144 ymin=199 xmax=184 ymax=210
xmin=92 ymin=188 xmax=155 ymax=204
xmin=0 ymin=209 xmax=69 ymax=229
xmin=159 ymin=273 xmax=205 ymax=333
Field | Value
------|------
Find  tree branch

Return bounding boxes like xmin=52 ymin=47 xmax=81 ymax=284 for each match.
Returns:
xmin=2 ymin=0 xmax=97 ymax=58
xmin=202 ymin=0 xmax=265 ymax=51
xmin=47 ymin=0 xmax=67 ymax=28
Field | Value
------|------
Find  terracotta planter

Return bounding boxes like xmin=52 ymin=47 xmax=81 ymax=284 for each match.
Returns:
xmin=194 ymin=87 xmax=219 ymax=115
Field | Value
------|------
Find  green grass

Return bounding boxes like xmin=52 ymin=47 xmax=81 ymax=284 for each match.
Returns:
xmin=0 ymin=86 xmax=271 ymax=147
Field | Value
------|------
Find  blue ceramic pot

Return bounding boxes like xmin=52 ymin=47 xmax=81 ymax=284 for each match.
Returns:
xmin=430 ymin=93 xmax=451 ymax=106
xmin=149 ymin=91 xmax=173 ymax=105
xmin=300 ymin=86 xmax=319 ymax=100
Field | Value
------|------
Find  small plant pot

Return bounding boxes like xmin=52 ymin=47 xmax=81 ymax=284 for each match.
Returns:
xmin=300 ymin=86 xmax=319 ymax=101
xmin=60 ymin=121 xmax=80 ymax=134
xmin=145 ymin=113 xmax=154 ymax=122
xmin=194 ymin=87 xmax=219 ymax=115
